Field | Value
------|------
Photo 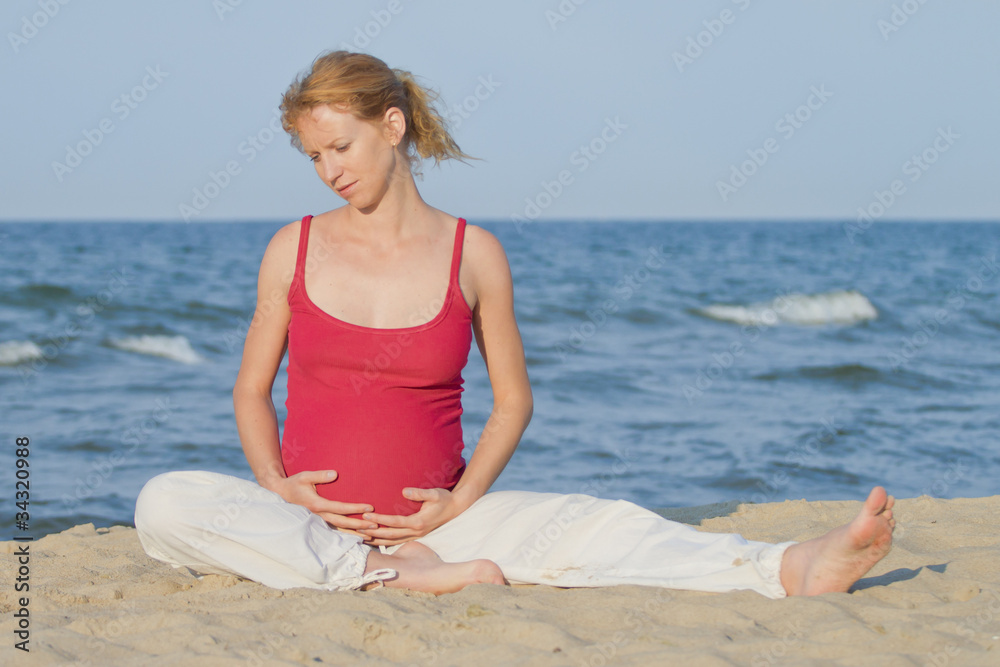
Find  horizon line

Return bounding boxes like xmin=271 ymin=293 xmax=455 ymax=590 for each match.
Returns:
xmin=2 ymin=217 xmax=998 ymax=225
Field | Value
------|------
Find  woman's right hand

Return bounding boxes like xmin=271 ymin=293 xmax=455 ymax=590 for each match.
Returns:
xmin=264 ymin=470 xmax=376 ymax=532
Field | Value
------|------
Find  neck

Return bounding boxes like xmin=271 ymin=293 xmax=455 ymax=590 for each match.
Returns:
xmin=345 ymin=167 xmax=432 ymax=241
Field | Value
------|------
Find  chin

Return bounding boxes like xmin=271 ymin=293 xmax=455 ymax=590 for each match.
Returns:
xmin=352 ymin=192 xmax=386 ymax=211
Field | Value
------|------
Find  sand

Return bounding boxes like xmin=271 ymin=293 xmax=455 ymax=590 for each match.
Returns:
xmin=2 ymin=494 xmax=998 ymax=666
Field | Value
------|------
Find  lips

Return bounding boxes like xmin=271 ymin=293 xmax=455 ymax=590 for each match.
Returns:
xmin=337 ymin=181 xmax=357 ymax=195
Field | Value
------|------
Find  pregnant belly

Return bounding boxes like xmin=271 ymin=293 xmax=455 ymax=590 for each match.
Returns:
xmin=311 ymin=456 xmax=466 ymax=518
xmin=281 ymin=420 xmax=466 ymax=518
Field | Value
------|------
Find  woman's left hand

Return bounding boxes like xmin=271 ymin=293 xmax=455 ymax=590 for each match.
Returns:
xmin=357 ymin=487 xmax=465 ymax=546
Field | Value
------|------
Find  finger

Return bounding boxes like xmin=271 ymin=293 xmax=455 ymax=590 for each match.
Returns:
xmin=318 ymin=501 xmax=375 ymax=515
xmin=363 ymin=512 xmax=414 ymax=528
xmin=300 ymin=470 xmax=339 ymax=484
xmin=318 ymin=514 xmax=379 ymax=531
xmin=402 ymin=487 xmax=440 ymax=502
xmin=337 ymin=526 xmax=367 ymax=539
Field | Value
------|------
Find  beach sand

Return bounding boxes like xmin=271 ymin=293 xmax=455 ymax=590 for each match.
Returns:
xmin=2 ymin=494 xmax=998 ymax=666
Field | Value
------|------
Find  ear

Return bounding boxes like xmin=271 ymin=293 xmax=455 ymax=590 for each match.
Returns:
xmin=382 ymin=106 xmax=407 ymax=145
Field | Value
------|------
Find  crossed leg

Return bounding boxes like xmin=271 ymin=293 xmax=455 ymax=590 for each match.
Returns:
xmin=135 ymin=471 xmax=894 ymax=598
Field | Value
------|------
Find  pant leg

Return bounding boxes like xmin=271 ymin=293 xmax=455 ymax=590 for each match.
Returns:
xmin=406 ymin=490 xmax=795 ymax=599
xmin=133 ymin=470 xmax=395 ymax=591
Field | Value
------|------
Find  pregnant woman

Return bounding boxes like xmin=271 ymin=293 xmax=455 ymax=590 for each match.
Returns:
xmin=134 ymin=50 xmax=895 ymax=597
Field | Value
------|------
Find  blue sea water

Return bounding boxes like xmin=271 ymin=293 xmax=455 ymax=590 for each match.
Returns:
xmin=1 ymin=220 xmax=998 ymax=537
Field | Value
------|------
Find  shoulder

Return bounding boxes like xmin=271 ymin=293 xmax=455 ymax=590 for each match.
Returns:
xmin=270 ymin=218 xmax=303 ymax=247
xmin=257 ymin=219 xmax=305 ymax=292
xmin=463 ymin=222 xmax=510 ymax=271
xmin=461 ymin=222 xmax=514 ymax=302
xmin=263 ymin=219 xmax=303 ymax=263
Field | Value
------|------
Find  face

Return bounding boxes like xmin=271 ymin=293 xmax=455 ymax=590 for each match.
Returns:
xmin=295 ymin=104 xmax=403 ymax=209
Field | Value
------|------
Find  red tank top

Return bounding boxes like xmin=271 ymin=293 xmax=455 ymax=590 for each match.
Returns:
xmin=281 ymin=215 xmax=473 ymax=518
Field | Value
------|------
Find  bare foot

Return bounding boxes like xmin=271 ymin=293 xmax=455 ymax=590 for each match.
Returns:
xmin=779 ymin=486 xmax=896 ymax=596
xmin=362 ymin=541 xmax=507 ymax=595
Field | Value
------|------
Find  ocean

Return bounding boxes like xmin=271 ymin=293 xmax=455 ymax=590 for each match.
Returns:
xmin=2 ymin=220 xmax=997 ymax=537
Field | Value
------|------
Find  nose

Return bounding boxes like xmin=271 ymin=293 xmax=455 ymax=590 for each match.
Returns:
xmin=319 ymin=156 xmax=344 ymax=188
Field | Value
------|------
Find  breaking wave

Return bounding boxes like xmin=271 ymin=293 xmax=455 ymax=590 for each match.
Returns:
xmin=696 ymin=290 xmax=878 ymax=326
xmin=108 ymin=335 xmax=202 ymax=364
xmin=0 ymin=340 xmax=46 ymax=366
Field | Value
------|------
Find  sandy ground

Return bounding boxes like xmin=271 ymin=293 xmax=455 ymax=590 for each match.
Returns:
xmin=2 ymin=494 xmax=998 ymax=666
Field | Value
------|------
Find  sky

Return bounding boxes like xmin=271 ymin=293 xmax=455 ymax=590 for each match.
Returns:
xmin=1 ymin=0 xmax=998 ymax=222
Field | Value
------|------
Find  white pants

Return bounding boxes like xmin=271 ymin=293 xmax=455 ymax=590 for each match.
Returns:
xmin=133 ymin=470 xmax=795 ymax=599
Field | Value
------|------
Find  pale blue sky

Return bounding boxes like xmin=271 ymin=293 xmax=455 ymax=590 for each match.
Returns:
xmin=2 ymin=0 xmax=997 ymax=222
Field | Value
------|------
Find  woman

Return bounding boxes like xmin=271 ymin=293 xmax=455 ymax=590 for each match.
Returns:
xmin=134 ymin=50 xmax=895 ymax=597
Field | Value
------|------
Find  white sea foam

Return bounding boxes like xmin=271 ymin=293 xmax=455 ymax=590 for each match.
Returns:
xmin=0 ymin=340 xmax=46 ymax=366
xmin=109 ymin=335 xmax=202 ymax=364
xmin=698 ymin=290 xmax=878 ymax=326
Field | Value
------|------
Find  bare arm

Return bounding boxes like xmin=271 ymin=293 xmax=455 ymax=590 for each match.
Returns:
xmin=450 ymin=225 xmax=533 ymax=507
xmin=233 ymin=221 xmax=375 ymax=531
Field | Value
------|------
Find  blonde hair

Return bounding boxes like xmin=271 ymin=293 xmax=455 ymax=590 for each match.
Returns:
xmin=280 ymin=50 xmax=477 ymax=176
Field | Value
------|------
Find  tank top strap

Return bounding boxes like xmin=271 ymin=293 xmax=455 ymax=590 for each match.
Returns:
xmin=294 ymin=215 xmax=314 ymax=288
xmin=449 ymin=218 xmax=466 ymax=287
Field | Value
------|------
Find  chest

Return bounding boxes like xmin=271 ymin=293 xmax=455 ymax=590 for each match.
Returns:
xmin=303 ymin=239 xmax=473 ymax=330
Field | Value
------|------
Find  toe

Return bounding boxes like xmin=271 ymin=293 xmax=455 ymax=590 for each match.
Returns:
xmin=864 ymin=486 xmax=889 ymax=515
